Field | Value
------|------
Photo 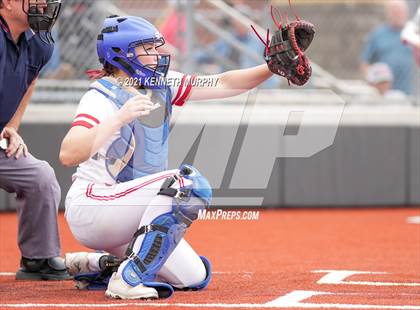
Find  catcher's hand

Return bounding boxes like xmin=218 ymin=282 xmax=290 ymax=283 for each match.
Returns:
xmin=252 ymin=5 xmax=315 ymax=86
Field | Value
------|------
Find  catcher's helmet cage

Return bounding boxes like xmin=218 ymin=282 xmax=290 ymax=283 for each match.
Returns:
xmin=97 ymin=15 xmax=170 ymax=89
xmin=23 ymin=0 xmax=62 ymax=44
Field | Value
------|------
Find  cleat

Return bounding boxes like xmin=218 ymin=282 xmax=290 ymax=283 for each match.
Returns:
xmin=16 ymin=257 xmax=72 ymax=281
xmin=105 ymin=272 xmax=158 ymax=300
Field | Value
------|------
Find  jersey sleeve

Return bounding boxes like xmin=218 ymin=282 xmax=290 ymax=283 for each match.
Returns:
xmin=71 ymin=89 xmax=114 ymax=129
xmin=167 ymin=70 xmax=195 ymax=106
xmin=40 ymin=42 xmax=54 ymax=72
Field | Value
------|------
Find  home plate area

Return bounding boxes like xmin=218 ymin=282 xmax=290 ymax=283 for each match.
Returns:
xmin=0 ymin=209 xmax=419 ymax=309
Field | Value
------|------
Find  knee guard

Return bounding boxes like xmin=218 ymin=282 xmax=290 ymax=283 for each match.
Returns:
xmin=122 ymin=165 xmax=212 ymax=291
xmin=177 ymin=164 xmax=212 ymax=221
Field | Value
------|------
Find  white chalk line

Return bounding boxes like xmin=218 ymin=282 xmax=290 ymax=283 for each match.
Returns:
xmin=1 ymin=271 xmax=254 ymax=277
xmin=407 ymin=216 xmax=420 ymax=224
xmin=0 ymin=303 xmax=418 ymax=309
xmin=313 ymin=270 xmax=420 ymax=287
xmin=265 ymin=290 xmax=420 ymax=309
xmin=2 ymin=270 xmax=420 ymax=309
xmin=1 ymin=291 xmax=420 ymax=309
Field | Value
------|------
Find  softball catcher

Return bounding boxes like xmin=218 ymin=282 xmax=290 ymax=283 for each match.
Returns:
xmin=61 ymin=8 xmax=314 ymax=300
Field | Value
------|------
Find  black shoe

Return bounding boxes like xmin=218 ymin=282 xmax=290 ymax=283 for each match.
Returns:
xmin=15 ymin=257 xmax=73 ymax=281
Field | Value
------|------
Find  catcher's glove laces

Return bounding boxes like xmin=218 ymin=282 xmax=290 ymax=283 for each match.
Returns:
xmin=251 ymin=0 xmax=315 ymax=86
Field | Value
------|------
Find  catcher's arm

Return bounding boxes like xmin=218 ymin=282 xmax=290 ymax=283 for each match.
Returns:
xmin=188 ymin=64 xmax=273 ymax=101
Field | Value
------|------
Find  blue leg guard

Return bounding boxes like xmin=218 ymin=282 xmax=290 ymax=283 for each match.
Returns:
xmin=179 ymin=164 xmax=212 ymax=206
xmin=122 ymin=165 xmax=212 ymax=297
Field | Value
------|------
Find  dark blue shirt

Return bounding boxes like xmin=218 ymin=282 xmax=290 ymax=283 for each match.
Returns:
xmin=0 ymin=15 xmax=53 ymax=131
xmin=361 ymin=25 xmax=414 ymax=95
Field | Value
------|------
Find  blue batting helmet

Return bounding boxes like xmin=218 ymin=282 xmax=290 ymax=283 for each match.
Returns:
xmin=97 ymin=15 xmax=170 ymax=89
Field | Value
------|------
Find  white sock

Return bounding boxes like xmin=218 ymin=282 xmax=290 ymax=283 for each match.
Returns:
xmin=87 ymin=252 xmax=105 ymax=272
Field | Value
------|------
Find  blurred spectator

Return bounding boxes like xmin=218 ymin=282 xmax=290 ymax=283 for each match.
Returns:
xmin=159 ymin=1 xmax=186 ymax=53
xmin=195 ymin=4 xmax=278 ymax=88
xmin=361 ymin=0 xmax=415 ymax=95
xmin=366 ymin=63 xmax=406 ymax=99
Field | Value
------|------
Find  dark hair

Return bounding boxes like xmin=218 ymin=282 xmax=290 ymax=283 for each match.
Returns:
xmin=103 ymin=62 xmax=119 ymax=76
xmin=0 ymin=1 xmax=3 ymax=9
xmin=86 ymin=62 xmax=119 ymax=80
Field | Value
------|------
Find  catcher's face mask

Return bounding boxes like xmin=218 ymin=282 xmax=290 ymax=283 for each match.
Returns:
xmin=129 ymin=38 xmax=170 ymax=78
xmin=22 ymin=0 xmax=62 ymax=44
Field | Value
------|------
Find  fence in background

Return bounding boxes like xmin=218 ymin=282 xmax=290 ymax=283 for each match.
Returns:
xmin=44 ymin=0 xmax=404 ymax=81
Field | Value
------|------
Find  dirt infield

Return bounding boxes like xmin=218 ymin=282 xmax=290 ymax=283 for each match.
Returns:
xmin=0 ymin=208 xmax=419 ymax=309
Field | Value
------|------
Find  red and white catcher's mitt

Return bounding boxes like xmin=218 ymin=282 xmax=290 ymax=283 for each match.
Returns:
xmin=252 ymin=3 xmax=315 ymax=86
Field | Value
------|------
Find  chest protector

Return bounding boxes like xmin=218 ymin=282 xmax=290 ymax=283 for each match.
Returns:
xmin=89 ymin=78 xmax=172 ymax=182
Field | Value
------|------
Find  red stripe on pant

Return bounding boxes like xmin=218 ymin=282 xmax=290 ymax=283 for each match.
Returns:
xmin=86 ymin=173 xmax=175 ymax=201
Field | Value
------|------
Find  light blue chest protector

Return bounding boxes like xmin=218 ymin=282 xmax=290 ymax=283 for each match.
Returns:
xmin=89 ymin=78 xmax=172 ymax=182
